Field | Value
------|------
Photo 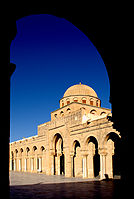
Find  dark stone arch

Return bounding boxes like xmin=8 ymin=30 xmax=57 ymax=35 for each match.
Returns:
xmin=52 ymin=133 xmax=64 ymax=175
xmin=72 ymin=140 xmax=81 ymax=177
xmin=87 ymin=136 xmax=100 ymax=177
xmin=73 ymin=140 xmax=81 ymax=155
xmin=106 ymin=132 xmax=121 ymax=177
xmin=4 ymin=7 xmax=128 ymax=197
xmin=33 ymin=146 xmax=37 ymax=151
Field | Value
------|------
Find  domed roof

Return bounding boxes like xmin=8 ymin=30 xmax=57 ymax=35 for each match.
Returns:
xmin=63 ymin=83 xmax=98 ymax=98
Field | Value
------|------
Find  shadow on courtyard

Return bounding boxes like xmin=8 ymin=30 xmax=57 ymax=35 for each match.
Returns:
xmin=10 ymin=180 xmax=126 ymax=199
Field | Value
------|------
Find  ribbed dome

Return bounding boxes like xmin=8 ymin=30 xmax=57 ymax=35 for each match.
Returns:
xmin=63 ymin=83 xmax=97 ymax=98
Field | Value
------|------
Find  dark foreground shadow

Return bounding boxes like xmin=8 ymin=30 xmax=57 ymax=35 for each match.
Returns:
xmin=10 ymin=180 xmax=127 ymax=199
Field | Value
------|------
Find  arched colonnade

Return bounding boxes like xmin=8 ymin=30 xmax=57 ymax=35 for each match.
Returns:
xmin=48 ymin=130 xmax=121 ymax=179
xmin=10 ymin=130 xmax=120 ymax=179
xmin=11 ymin=130 xmax=120 ymax=179
xmin=10 ymin=145 xmax=45 ymax=173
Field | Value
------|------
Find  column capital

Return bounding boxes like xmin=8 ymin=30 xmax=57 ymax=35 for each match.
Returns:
xmin=81 ymin=150 xmax=88 ymax=157
xmin=50 ymin=149 xmax=55 ymax=156
xmin=70 ymin=151 xmax=74 ymax=157
xmin=57 ymin=153 xmax=62 ymax=157
xmin=98 ymin=148 xmax=107 ymax=156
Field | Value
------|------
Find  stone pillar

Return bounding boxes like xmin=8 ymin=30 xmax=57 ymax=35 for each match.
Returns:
xmin=71 ymin=155 xmax=74 ymax=177
xmin=48 ymin=154 xmax=54 ymax=175
xmin=14 ymin=159 xmax=16 ymax=171
xmin=25 ymin=158 xmax=27 ymax=171
xmin=87 ymin=142 xmax=95 ymax=178
xmin=106 ymin=139 xmax=114 ymax=178
xmin=106 ymin=154 xmax=113 ymax=178
xmin=10 ymin=159 xmax=12 ymax=171
xmin=64 ymin=149 xmax=71 ymax=177
xmin=31 ymin=158 xmax=34 ymax=171
xmin=100 ymin=153 xmax=106 ymax=179
xmin=42 ymin=153 xmax=46 ymax=173
xmin=87 ymin=154 xmax=94 ymax=178
xmin=74 ymin=148 xmax=82 ymax=177
xmin=70 ymin=151 xmax=74 ymax=177
xmin=48 ymin=150 xmax=55 ymax=175
xmin=39 ymin=157 xmax=42 ymax=172
xmin=19 ymin=159 xmax=22 ymax=171
xmin=16 ymin=157 xmax=18 ymax=171
xmin=22 ymin=156 xmax=25 ymax=172
xmin=56 ymin=154 xmax=61 ymax=175
xmin=34 ymin=155 xmax=37 ymax=172
xmin=82 ymin=155 xmax=87 ymax=178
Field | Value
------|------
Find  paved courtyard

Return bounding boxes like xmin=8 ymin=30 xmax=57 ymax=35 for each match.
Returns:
xmin=10 ymin=171 xmax=124 ymax=199
xmin=10 ymin=171 xmax=98 ymax=186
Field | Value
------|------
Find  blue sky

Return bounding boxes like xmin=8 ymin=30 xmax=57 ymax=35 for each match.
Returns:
xmin=10 ymin=14 xmax=110 ymax=142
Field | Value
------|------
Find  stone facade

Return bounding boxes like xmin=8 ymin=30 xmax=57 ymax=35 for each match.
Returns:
xmin=10 ymin=83 xmax=121 ymax=179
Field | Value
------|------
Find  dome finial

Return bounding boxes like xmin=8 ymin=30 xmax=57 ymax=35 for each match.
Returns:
xmin=79 ymin=82 xmax=82 ymax=85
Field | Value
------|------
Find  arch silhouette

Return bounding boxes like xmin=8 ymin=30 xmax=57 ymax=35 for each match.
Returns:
xmin=103 ymin=131 xmax=121 ymax=146
xmin=84 ymin=134 xmax=99 ymax=149
xmin=52 ymin=133 xmax=64 ymax=175
xmin=3 ymin=8 xmax=128 ymax=196
xmin=104 ymin=132 xmax=121 ymax=177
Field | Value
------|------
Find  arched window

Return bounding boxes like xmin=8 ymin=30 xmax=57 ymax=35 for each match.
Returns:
xmin=61 ymin=100 xmax=64 ymax=107
xmin=67 ymin=100 xmax=70 ymax=105
xmin=20 ymin=148 xmax=23 ymax=153
xmin=54 ymin=114 xmax=57 ymax=118
xmin=15 ymin=149 xmax=18 ymax=157
xmin=60 ymin=111 xmax=64 ymax=117
xmin=73 ymin=97 xmax=78 ymax=102
xmin=96 ymin=100 xmax=99 ymax=107
xmin=26 ymin=147 xmax=30 ymax=154
xmin=90 ymin=109 xmax=96 ymax=114
xmin=100 ymin=111 xmax=106 ymax=115
xmin=41 ymin=146 xmax=45 ymax=151
xmin=82 ymin=97 xmax=86 ymax=104
xmin=80 ymin=107 xmax=85 ymax=110
xmin=90 ymin=98 xmax=93 ymax=106
xmin=33 ymin=146 xmax=37 ymax=151
xmin=67 ymin=108 xmax=71 ymax=113
xmin=15 ymin=149 xmax=18 ymax=153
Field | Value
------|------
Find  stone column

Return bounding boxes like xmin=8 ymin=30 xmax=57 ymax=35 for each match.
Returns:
xmin=10 ymin=159 xmax=12 ymax=171
xmin=42 ymin=152 xmax=46 ymax=173
xmin=63 ymin=149 xmax=71 ymax=177
xmin=48 ymin=150 xmax=55 ymax=175
xmin=57 ymin=153 xmax=61 ymax=175
xmin=34 ymin=154 xmax=37 ymax=172
xmin=22 ymin=155 xmax=24 ymax=172
xmin=39 ymin=157 xmax=42 ymax=172
xmin=19 ymin=159 xmax=22 ymax=171
xmin=71 ymin=156 xmax=74 ymax=177
xmin=82 ymin=155 xmax=87 ymax=178
xmin=49 ymin=154 xmax=54 ymax=175
xmin=106 ymin=154 xmax=113 ymax=178
xmin=100 ymin=153 xmax=106 ymax=179
xmin=25 ymin=158 xmax=27 ymax=171
xmin=87 ymin=142 xmax=95 ymax=178
xmin=31 ymin=158 xmax=34 ymax=171
xmin=106 ymin=139 xmax=114 ymax=178
xmin=16 ymin=157 xmax=18 ymax=171
xmin=70 ymin=151 xmax=74 ymax=177
xmin=87 ymin=154 xmax=94 ymax=178
xmin=14 ymin=159 xmax=16 ymax=171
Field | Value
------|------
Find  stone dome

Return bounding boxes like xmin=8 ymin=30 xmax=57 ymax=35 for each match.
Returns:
xmin=63 ymin=83 xmax=98 ymax=98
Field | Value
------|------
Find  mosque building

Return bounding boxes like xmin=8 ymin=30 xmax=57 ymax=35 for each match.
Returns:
xmin=9 ymin=83 xmax=121 ymax=179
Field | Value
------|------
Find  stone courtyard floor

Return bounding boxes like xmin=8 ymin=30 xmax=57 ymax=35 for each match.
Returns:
xmin=10 ymin=171 xmax=98 ymax=185
xmin=10 ymin=171 xmax=125 ymax=199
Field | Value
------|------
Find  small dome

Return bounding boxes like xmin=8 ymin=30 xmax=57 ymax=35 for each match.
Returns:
xmin=63 ymin=83 xmax=98 ymax=98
